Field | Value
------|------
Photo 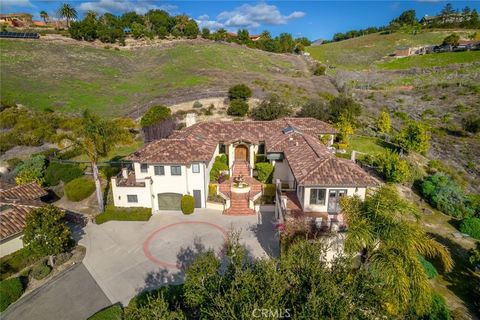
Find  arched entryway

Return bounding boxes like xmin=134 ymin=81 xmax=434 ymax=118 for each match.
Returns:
xmin=234 ymin=145 xmax=249 ymax=162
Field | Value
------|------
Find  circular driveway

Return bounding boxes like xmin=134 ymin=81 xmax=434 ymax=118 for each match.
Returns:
xmin=143 ymin=221 xmax=228 ymax=269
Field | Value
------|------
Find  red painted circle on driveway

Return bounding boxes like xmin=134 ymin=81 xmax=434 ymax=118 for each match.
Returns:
xmin=143 ymin=221 xmax=228 ymax=269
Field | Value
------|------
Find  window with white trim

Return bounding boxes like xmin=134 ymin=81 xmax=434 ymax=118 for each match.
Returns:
xmin=310 ymin=189 xmax=326 ymax=205
xmin=154 ymin=165 xmax=165 ymax=176
xmin=192 ymin=163 xmax=200 ymax=173
xmin=127 ymin=195 xmax=138 ymax=203
xmin=140 ymin=163 xmax=148 ymax=173
xmin=171 ymin=166 xmax=181 ymax=176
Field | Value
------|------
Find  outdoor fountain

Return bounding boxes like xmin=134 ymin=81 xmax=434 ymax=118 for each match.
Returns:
xmin=231 ymin=175 xmax=251 ymax=193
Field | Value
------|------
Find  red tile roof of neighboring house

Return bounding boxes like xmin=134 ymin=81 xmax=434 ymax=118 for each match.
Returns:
xmin=128 ymin=117 xmax=376 ymax=186
xmin=0 ymin=183 xmax=47 ymax=241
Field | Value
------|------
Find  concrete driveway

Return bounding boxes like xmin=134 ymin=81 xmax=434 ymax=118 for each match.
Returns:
xmin=77 ymin=209 xmax=278 ymax=305
xmin=2 ymin=263 xmax=111 ymax=320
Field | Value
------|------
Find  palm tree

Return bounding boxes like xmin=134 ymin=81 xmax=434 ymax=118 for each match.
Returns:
xmin=66 ymin=111 xmax=128 ymax=213
xmin=341 ymin=185 xmax=453 ymax=317
xmin=40 ymin=10 xmax=48 ymax=24
xmin=57 ymin=3 xmax=77 ymax=28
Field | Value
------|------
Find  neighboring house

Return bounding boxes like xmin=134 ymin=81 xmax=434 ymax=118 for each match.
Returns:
xmin=112 ymin=116 xmax=378 ymax=226
xmin=0 ymin=182 xmax=47 ymax=257
xmin=395 ymin=46 xmax=435 ymax=57
xmin=0 ymin=13 xmax=33 ymax=27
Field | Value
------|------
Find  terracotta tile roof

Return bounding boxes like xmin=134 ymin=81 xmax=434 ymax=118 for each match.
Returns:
xmin=0 ymin=183 xmax=47 ymax=241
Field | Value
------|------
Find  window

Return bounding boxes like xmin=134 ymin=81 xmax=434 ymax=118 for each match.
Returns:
xmin=258 ymin=143 xmax=265 ymax=155
xmin=154 ymin=165 xmax=165 ymax=176
xmin=310 ymin=189 xmax=326 ymax=205
xmin=140 ymin=163 xmax=148 ymax=173
xmin=171 ymin=166 xmax=181 ymax=176
xmin=127 ymin=195 xmax=138 ymax=203
xmin=192 ymin=163 xmax=200 ymax=173
xmin=219 ymin=143 xmax=226 ymax=154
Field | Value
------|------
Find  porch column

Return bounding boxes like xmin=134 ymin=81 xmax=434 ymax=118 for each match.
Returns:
xmin=249 ymin=145 xmax=255 ymax=175
xmin=228 ymin=144 xmax=234 ymax=174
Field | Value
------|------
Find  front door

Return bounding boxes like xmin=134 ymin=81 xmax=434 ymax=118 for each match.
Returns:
xmin=235 ymin=145 xmax=248 ymax=161
xmin=193 ymin=190 xmax=202 ymax=208
xmin=327 ymin=189 xmax=347 ymax=213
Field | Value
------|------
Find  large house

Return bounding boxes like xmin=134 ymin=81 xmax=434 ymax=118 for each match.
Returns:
xmin=112 ymin=116 xmax=377 ymax=222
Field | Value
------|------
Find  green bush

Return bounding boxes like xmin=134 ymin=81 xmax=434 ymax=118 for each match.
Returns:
xmin=95 ymin=206 xmax=152 ymax=224
xmin=31 ymin=262 xmax=51 ymax=280
xmin=88 ymin=303 xmax=123 ymax=320
xmin=44 ymin=162 xmax=84 ymax=186
xmin=250 ymin=94 xmax=292 ymax=121
xmin=395 ymin=121 xmax=430 ymax=154
xmin=192 ymin=101 xmax=202 ymax=109
xmin=263 ymin=184 xmax=276 ymax=197
xmin=419 ymin=255 xmax=438 ymax=279
xmin=0 ymin=247 xmax=42 ymax=281
xmin=215 ymin=154 xmax=228 ymax=165
xmin=374 ymin=150 xmax=410 ymax=183
xmin=0 ymin=277 xmax=24 ymax=312
xmin=64 ymin=177 xmax=96 ymax=201
xmin=14 ymin=154 xmax=46 ymax=185
xmin=210 ymin=157 xmax=229 ymax=182
xmin=228 ymin=84 xmax=252 ymax=101
xmin=422 ymin=292 xmax=451 ymax=320
xmin=181 ymin=195 xmax=195 ymax=215
xmin=208 ymin=184 xmax=217 ymax=198
xmin=459 ymin=217 xmax=480 ymax=240
xmin=140 ymin=105 xmax=171 ymax=127
xmin=297 ymin=99 xmax=330 ymax=121
xmin=420 ymin=173 xmax=473 ymax=218
xmin=312 ymin=63 xmax=326 ymax=76
xmin=55 ymin=252 xmax=72 ymax=266
xmin=227 ymin=99 xmax=249 ymax=117
xmin=256 ymin=162 xmax=274 ymax=183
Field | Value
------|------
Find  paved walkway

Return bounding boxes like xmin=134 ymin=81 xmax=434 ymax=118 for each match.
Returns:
xmin=2 ymin=263 xmax=111 ymax=320
xmin=78 ymin=209 xmax=278 ymax=305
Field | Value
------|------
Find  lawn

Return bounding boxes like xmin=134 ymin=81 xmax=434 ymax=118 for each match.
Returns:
xmin=0 ymin=39 xmax=300 ymax=118
xmin=306 ymin=30 xmax=474 ymax=70
xmin=378 ymin=50 xmax=480 ymax=70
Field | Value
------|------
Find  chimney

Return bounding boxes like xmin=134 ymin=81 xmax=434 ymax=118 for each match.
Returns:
xmin=186 ymin=113 xmax=197 ymax=127
xmin=121 ymin=167 xmax=129 ymax=179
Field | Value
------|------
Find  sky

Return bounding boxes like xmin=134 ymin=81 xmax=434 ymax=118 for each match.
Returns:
xmin=1 ymin=1 xmax=479 ymax=40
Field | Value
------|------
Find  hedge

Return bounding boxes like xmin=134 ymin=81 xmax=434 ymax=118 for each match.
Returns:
xmin=0 ymin=247 xmax=42 ymax=281
xmin=256 ymin=162 xmax=274 ymax=183
xmin=181 ymin=195 xmax=195 ymax=215
xmin=31 ymin=262 xmax=51 ymax=280
xmin=95 ymin=206 xmax=152 ymax=224
xmin=44 ymin=162 xmax=84 ymax=186
xmin=459 ymin=217 xmax=480 ymax=240
xmin=88 ymin=303 xmax=123 ymax=320
xmin=419 ymin=255 xmax=438 ymax=279
xmin=0 ymin=277 xmax=24 ymax=312
xmin=65 ymin=177 xmax=96 ymax=202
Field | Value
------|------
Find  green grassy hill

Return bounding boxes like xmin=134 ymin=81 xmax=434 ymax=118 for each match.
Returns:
xmin=306 ymin=30 xmax=477 ymax=70
xmin=0 ymin=39 xmax=313 ymax=118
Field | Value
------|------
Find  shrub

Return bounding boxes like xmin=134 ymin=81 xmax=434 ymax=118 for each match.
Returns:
xmin=420 ymin=173 xmax=473 ymax=218
xmin=181 ymin=195 xmax=195 ymax=215
xmin=256 ymin=162 xmax=274 ymax=183
xmin=312 ymin=63 xmax=326 ymax=76
xmin=459 ymin=217 xmax=480 ymax=240
xmin=250 ymin=94 xmax=292 ymax=121
xmin=0 ymin=247 xmax=42 ymax=281
xmin=375 ymin=150 xmax=410 ymax=183
xmin=55 ymin=252 xmax=72 ymax=266
xmin=468 ymin=243 xmax=480 ymax=267
xmin=6 ymin=158 xmax=22 ymax=170
xmin=65 ymin=177 xmax=96 ymax=201
xmin=395 ymin=121 xmax=430 ymax=154
xmin=14 ymin=154 xmax=46 ymax=185
xmin=423 ymin=293 xmax=451 ymax=320
xmin=0 ymin=277 xmax=24 ymax=312
xmin=376 ymin=111 xmax=391 ymax=134
xmin=31 ymin=262 xmax=51 ymax=280
xmin=227 ymin=99 xmax=249 ymax=117
xmin=88 ymin=303 xmax=123 ymax=320
xmin=140 ymin=105 xmax=171 ymax=127
xmin=228 ymin=84 xmax=252 ymax=101
xmin=193 ymin=101 xmax=202 ymax=109
xmin=329 ymin=95 xmax=362 ymax=123
xmin=44 ymin=162 xmax=84 ymax=186
xmin=215 ymin=154 xmax=228 ymax=165
xmin=462 ymin=115 xmax=480 ymax=133
xmin=442 ymin=33 xmax=460 ymax=46
xmin=95 ymin=206 xmax=152 ymax=224
xmin=208 ymin=184 xmax=217 ymax=198
xmin=210 ymin=157 xmax=229 ymax=182
xmin=263 ymin=184 xmax=276 ymax=197
xmin=297 ymin=99 xmax=330 ymax=121
xmin=419 ymin=255 xmax=438 ymax=279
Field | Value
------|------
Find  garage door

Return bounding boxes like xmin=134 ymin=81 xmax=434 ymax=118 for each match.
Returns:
xmin=157 ymin=193 xmax=182 ymax=210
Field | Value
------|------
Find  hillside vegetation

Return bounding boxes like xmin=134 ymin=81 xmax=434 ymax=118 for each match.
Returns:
xmin=306 ymin=30 xmax=477 ymax=70
xmin=0 ymin=38 xmax=323 ymax=118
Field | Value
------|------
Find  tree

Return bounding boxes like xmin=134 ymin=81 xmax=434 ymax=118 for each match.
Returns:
xmin=442 ymin=33 xmax=460 ymax=46
xmin=395 ymin=121 xmax=430 ymax=154
xmin=341 ymin=186 xmax=453 ymax=317
xmin=227 ymin=84 xmax=252 ymax=101
xmin=15 ymin=154 xmax=46 ymax=185
xmin=329 ymin=95 xmax=362 ymax=123
xmin=375 ymin=150 xmax=410 ymax=183
xmin=250 ymin=94 xmax=292 ymax=121
xmin=277 ymin=33 xmax=295 ymax=52
xmin=131 ymin=22 xmax=145 ymax=39
xmin=297 ymin=99 xmax=330 ymax=121
xmin=140 ymin=105 xmax=172 ymax=127
xmin=440 ymin=3 xmax=456 ymax=24
xmin=40 ymin=10 xmax=48 ymax=24
xmin=227 ymin=99 xmax=249 ymax=117
xmin=67 ymin=111 xmax=126 ymax=212
xmin=23 ymin=205 xmax=71 ymax=266
xmin=201 ymin=27 xmax=210 ymax=39
xmin=376 ymin=110 xmax=391 ymax=134
xmin=184 ymin=19 xmax=199 ymax=39
xmin=237 ymin=28 xmax=249 ymax=43
xmin=335 ymin=113 xmax=354 ymax=144
xmin=57 ymin=3 xmax=77 ymax=28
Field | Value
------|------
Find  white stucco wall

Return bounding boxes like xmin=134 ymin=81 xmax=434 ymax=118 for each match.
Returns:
xmin=301 ymin=186 xmax=366 ymax=212
xmin=0 ymin=234 xmax=23 ymax=258
xmin=272 ymin=160 xmax=295 ymax=188
xmin=111 ymin=178 xmax=153 ymax=208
